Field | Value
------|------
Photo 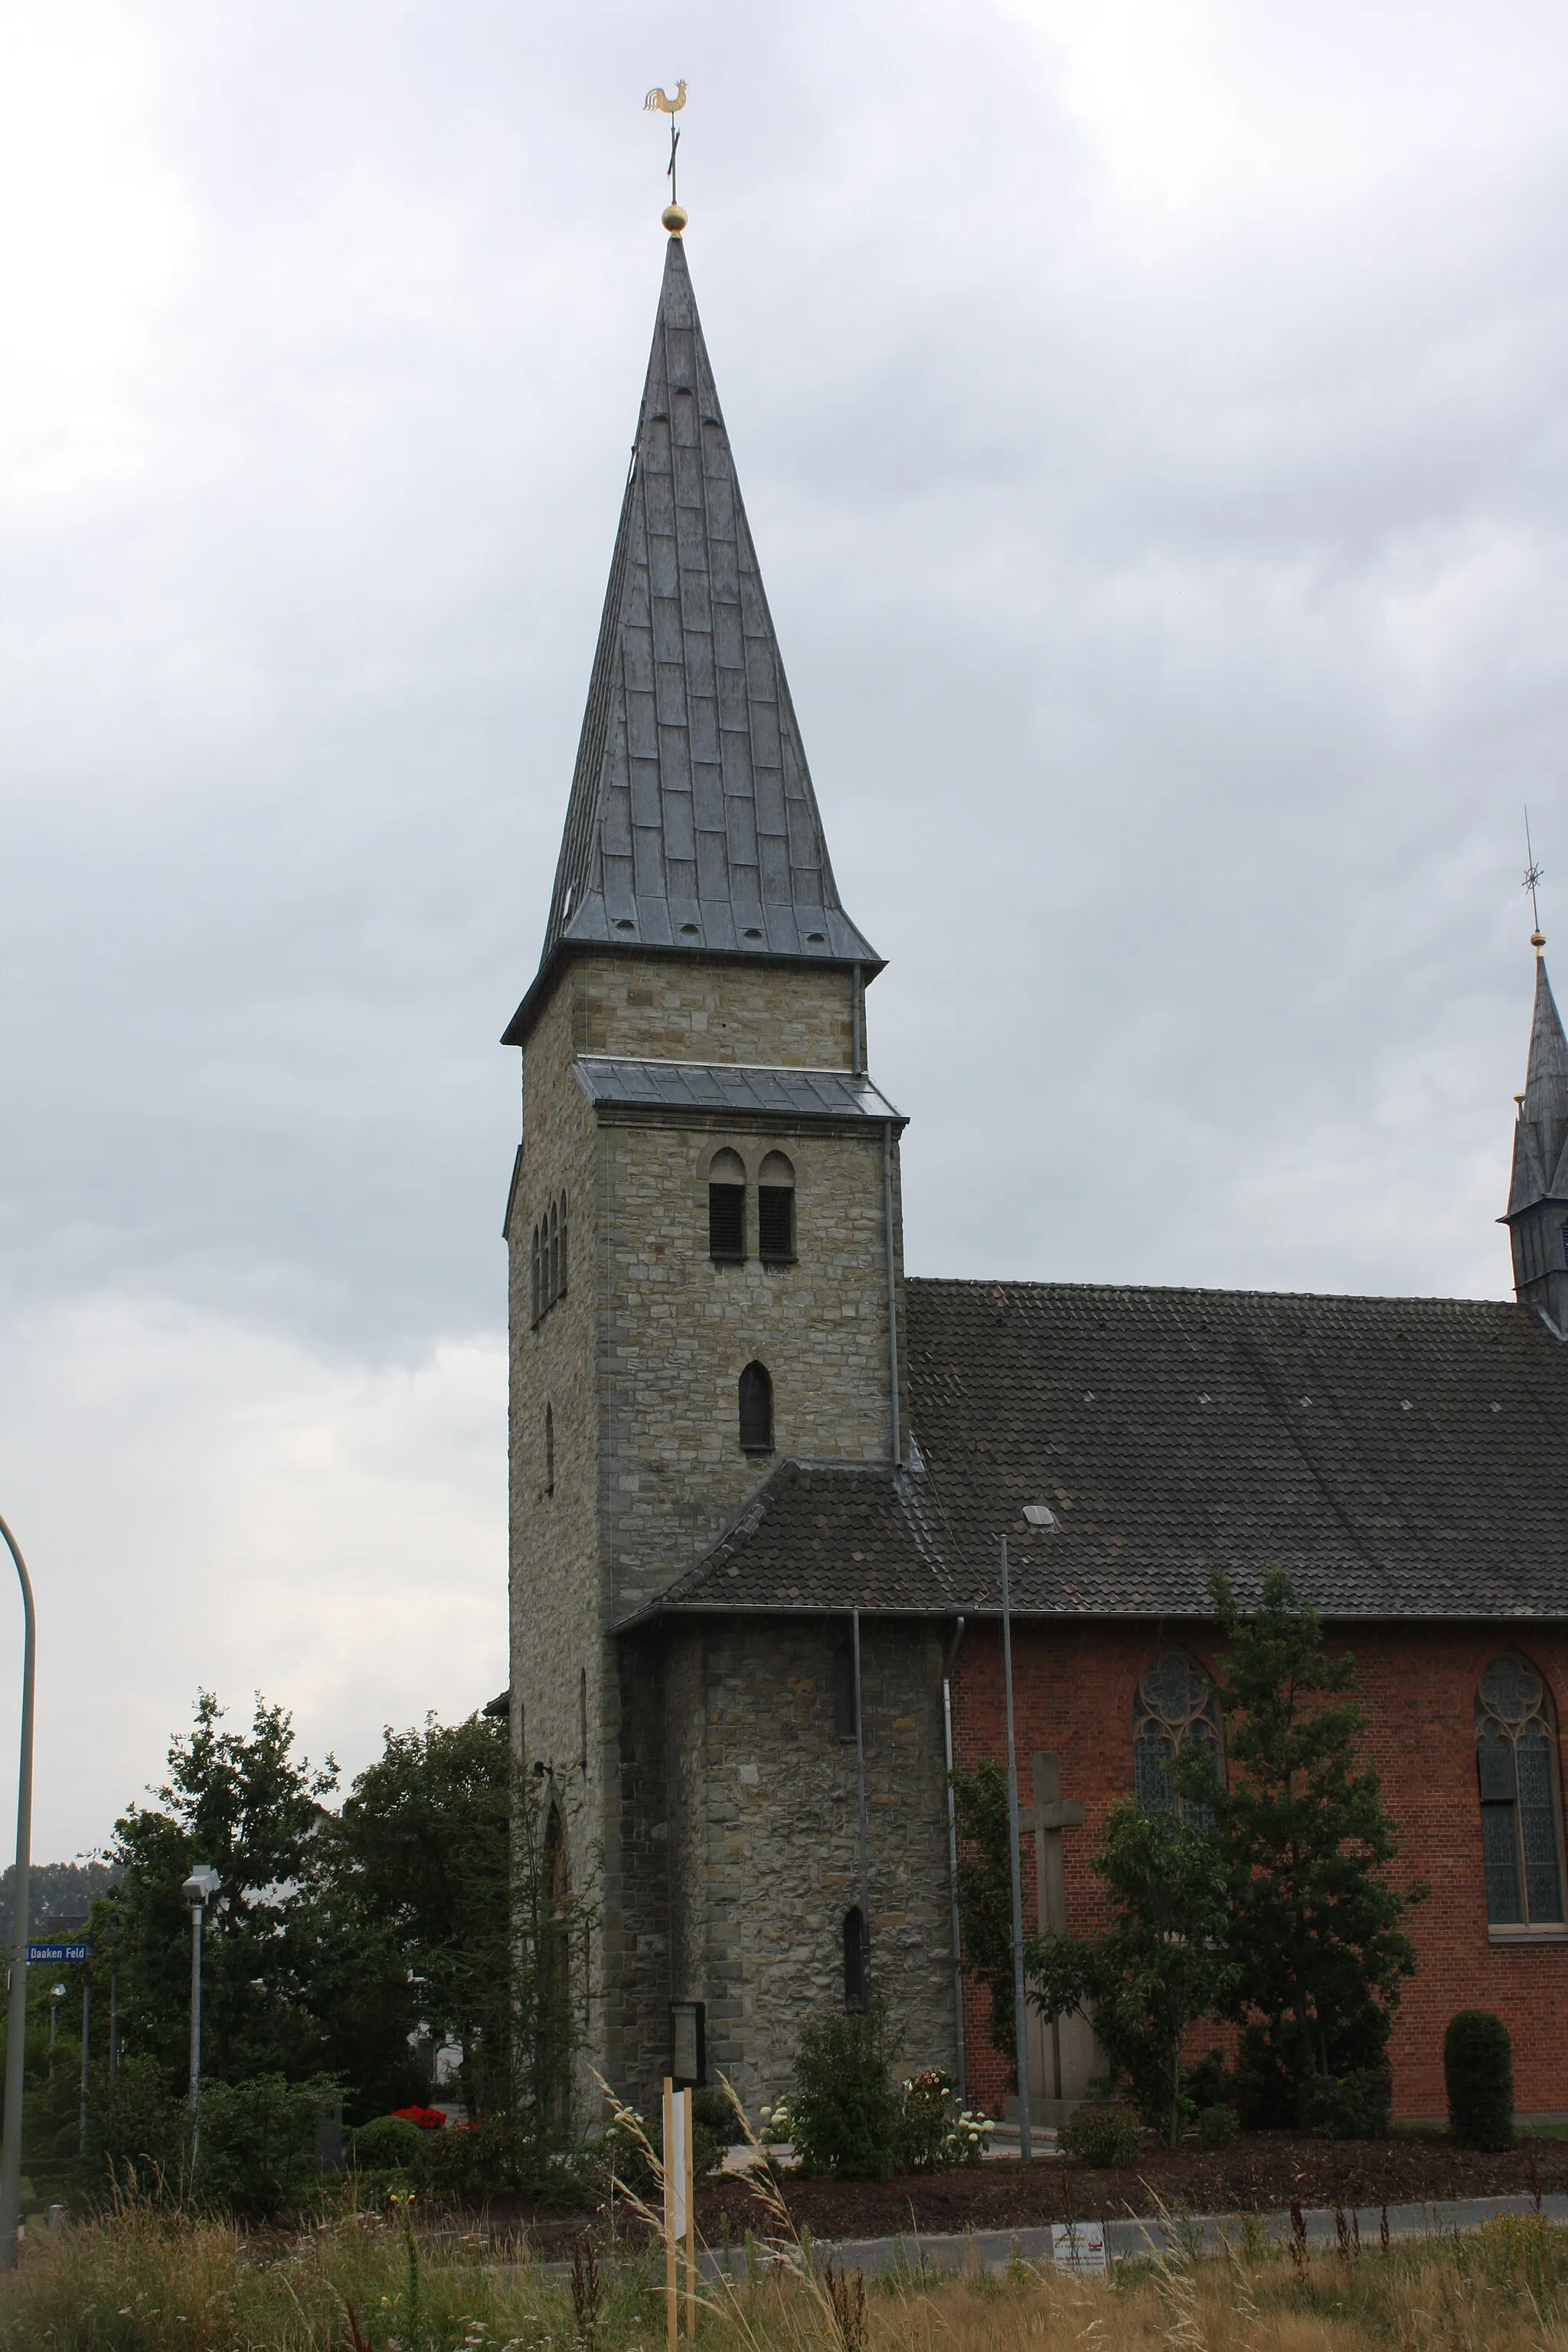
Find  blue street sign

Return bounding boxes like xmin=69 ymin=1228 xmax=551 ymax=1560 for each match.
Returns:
xmin=25 ymin=1944 xmax=88 ymax=1965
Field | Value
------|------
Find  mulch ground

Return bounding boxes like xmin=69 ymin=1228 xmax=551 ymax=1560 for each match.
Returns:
xmin=466 ymin=2133 xmax=1568 ymax=2251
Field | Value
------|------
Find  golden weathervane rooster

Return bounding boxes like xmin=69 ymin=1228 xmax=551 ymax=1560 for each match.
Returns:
xmin=643 ymin=81 xmax=687 ymax=115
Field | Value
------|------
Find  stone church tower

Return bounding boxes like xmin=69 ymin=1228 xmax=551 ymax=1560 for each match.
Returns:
xmin=501 ymin=227 xmax=920 ymax=2104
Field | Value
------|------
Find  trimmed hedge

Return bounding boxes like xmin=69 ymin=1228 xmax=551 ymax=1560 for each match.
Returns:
xmin=1446 ymin=2011 xmax=1514 ymax=2151
xmin=1059 ymin=2104 xmax=1141 ymax=2167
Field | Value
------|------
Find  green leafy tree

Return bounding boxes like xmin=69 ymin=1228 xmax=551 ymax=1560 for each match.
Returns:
xmin=1182 ymin=1568 xmax=1422 ymax=2124
xmin=1028 ymin=1799 xmax=1236 ymax=2145
xmin=331 ymin=1713 xmax=513 ymax=2118
xmin=97 ymin=1692 xmax=340 ymax=2089
xmin=950 ymin=1759 xmax=1021 ymax=2077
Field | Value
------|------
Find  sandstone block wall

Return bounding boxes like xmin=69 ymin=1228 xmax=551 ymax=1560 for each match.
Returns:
xmin=612 ymin=1614 xmax=959 ymax=2114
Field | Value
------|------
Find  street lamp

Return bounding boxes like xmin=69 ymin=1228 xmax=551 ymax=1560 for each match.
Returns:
xmin=0 ymin=1513 xmax=36 ymax=2273
xmin=47 ymin=1984 xmax=65 ymax=2072
xmin=998 ymin=1505 xmax=1059 ymax=2168
xmin=181 ymin=1865 xmax=220 ymax=2160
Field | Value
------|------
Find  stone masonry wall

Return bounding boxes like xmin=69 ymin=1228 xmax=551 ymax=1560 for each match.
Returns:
xmin=954 ymin=1618 xmax=1568 ymax=2123
xmin=612 ymin=1613 xmax=958 ymax=2116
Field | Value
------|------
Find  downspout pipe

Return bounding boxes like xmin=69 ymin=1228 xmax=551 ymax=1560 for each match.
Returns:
xmin=852 ymin=1607 xmax=871 ymax=1998
xmin=882 ymin=1122 xmax=901 ymax=1468
xmin=941 ymin=1615 xmax=968 ymax=2108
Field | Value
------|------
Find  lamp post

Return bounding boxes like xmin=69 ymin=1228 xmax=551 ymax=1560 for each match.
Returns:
xmin=181 ymin=1866 xmax=220 ymax=2161
xmin=47 ymin=1984 xmax=64 ymax=2074
xmin=0 ymin=1512 xmax=36 ymax=2272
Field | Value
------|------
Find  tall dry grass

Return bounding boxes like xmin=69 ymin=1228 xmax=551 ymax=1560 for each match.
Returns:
xmin=2 ymin=2184 xmax=1568 ymax=2350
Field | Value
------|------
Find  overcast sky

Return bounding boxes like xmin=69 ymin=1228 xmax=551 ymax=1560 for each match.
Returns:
xmin=2 ymin=0 xmax=1566 ymax=1858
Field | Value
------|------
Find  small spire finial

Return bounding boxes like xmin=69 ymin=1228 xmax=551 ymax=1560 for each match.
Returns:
xmin=644 ymin=80 xmax=688 ymax=233
xmin=1524 ymin=805 xmax=1546 ymax=952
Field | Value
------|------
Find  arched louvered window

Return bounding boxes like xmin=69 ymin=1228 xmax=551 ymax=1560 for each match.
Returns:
xmin=842 ymin=1906 xmax=867 ymax=2012
xmin=531 ymin=1191 xmax=570 ymax=1327
xmin=708 ymin=1148 xmax=746 ymax=1263
xmin=1478 ymin=1655 xmax=1566 ymax=1926
xmin=1133 ymin=1653 xmax=1221 ymax=1827
xmin=544 ymin=1402 xmax=555 ymax=1498
xmin=758 ymin=1151 xmax=796 ymax=1265
xmin=738 ymin=1361 xmax=773 ymax=1453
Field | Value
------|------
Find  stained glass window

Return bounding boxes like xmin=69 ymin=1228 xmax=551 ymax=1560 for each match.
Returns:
xmin=1477 ymin=1656 xmax=1565 ymax=1927
xmin=1132 ymin=1653 xmax=1221 ymax=1825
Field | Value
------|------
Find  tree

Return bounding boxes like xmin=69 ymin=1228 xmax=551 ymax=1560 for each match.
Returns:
xmin=97 ymin=1691 xmax=341 ymax=2089
xmin=950 ymin=1759 xmax=1021 ymax=2078
xmin=1027 ymin=1798 xmax=1235 ymax=2145
xmin=330 ymin=1713 xmax=512 ymax=2118
xmin=1182 ymin=1567 xmax=1422 ymax=2125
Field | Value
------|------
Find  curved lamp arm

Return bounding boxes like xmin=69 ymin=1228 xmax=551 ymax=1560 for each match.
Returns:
xmin=0 ymin=1514 xmax=36 ymax=2272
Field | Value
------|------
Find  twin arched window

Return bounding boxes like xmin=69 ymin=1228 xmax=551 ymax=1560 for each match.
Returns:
xmin=707 ymin=1151 xmax=796 ymax=1266
xmin=531 ymin=1191 xmax=569 ymax=1328
xmin=1478 ymin=1655 xmax=1566 ymax=1927
xmin=1133 ymin=1653 xmax=1221 ymax=1827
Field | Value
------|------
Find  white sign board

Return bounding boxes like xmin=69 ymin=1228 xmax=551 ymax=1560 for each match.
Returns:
xmin=1051 ymin=2220 xmax=1108 ymax=2276
xmin=667 ymin=2086 xmax=690 ymax=2241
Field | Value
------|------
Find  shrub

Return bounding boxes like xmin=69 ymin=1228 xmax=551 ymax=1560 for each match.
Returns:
xmin=1197 ymin=2102 xmax=1238 ymax=2150
xmin=1446 ymin=2011 xmax=1514 ymax=2151
xmin=1301 ymin=2066 xmax=1392 ymax=2140
xmin=789 ymin=1996 xmax=903 ymax=2180
xmin=197 ymin=2076 xmax=336 ymax=2218
xmin=350 ymin=2114 xmax=425 ymax=2172
xmin=894 ymin=2070 xmax=990 ymax=2171
xmin=1058 ymin=2103 xmax=1141 ymax=2167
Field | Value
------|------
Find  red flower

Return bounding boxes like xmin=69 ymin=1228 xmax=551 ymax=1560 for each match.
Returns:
xmin=390 ymin=2104 xmax=447 ymax=2131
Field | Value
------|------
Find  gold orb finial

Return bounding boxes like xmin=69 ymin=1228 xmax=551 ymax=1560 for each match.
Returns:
xmin=662 ymin=202 xmax=688 ymax=235
xmin=1533 ymin=929 xmax=1547 ymax=954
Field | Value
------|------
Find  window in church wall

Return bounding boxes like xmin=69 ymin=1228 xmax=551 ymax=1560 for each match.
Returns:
xmin=739 ymin=1361 xmax=773 ymax=1453
xmin=758 ymin=1152 xmax=796 ymax=1266
xmin=531 ymin=1191 xmax=570 ymax=1328
xmin=842 ymin=1906 xmax=867 ymax=2012
xmin=833 ymin=1639 xmax=858 ymax=1740
xmin=708 ymin=1149 xmax=746 ymax=1263
xmin=1132 ymin=1652 xmax=1221 ymax=1825
xmin=1477 ymin=1655 xmax=1566 ymax=1927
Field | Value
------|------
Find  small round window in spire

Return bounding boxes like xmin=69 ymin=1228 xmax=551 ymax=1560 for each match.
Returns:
xmin=614 ymin=918 xmax=636 ymax=933
xmin=743 ymin=926 xmax=763 ymax=940
xmin=805 ymin=931 xmax=826 ymax=944
xmin=679 ymin=923 xmax=700 ymax=936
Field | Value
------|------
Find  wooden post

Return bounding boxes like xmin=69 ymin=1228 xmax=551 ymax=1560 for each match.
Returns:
xmin=684 ymin=2086 xmax=696 ymax=2337
xmin=663 ymin=2077 xmax=678 ymax=2352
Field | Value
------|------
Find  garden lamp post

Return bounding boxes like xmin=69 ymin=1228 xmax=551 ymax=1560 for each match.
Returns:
xmin=181 ymin=1865 xmax=220 ymax=2160
xmin=0 ymin=1512 xmax=36 ymax=2273
xmin=47 ymin=1984 xmax=64 ymax=2073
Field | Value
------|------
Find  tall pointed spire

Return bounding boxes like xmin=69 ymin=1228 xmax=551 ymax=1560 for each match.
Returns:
xmin=1504 ymin=939 xmax=1568 ymax=1329
xmin=505 ymin=235 xmax=878 ymax=1044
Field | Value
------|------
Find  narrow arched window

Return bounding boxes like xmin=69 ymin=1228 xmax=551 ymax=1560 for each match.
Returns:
xmin=738 ymin=1361 xmax=773 ymax=1452
xmin=1133 ymin=1653 xmax=1220 ymax=1826
xmin=1478 ymin=1655 xmax=1566 ymax=1926
xmin=842 ymin=1906 xmax=867 ymax=2011
xmin=557 ymin=1189 xmax=568 ymax=1298
xmin=833 ymin=1639 xmax=858 ymax=1741
xmin=758 ymin=1151 xmax=796 ymax=1265
xmin=544 ymin=1402 xmax=555 ymax=1497
xmin=531 ymin=1223 xmax=542 ymax=1328
xmin=708 ymin=1148 xmax=746 ymax=1263
xmin=547 ymin=1197 xmax=559 ymax=1306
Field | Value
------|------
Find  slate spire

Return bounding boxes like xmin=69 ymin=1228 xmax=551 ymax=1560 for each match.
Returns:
xmin=1504 ymin=944 xmax=1568 ymax=1329
xmin=504 ymin=234 xmax=878 ymax=1044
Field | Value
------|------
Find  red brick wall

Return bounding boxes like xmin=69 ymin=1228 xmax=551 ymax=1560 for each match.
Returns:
xmin=952 ymin=1619 xmax=1568 ymax=2122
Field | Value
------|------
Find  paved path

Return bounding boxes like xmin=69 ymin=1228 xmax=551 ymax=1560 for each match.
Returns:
xmin=692 ymin=2190 xmax=1568 ymax=2279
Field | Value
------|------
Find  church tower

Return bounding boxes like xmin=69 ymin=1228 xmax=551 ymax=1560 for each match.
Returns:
xmin=1504 ymin=931 xmax=1568 ymax=1332
xmin=501 ymin=225 xmax=908 ymax=2100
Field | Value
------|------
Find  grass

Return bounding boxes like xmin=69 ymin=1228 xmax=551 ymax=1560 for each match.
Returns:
xmin=3 ymin=2198 xmax=1568 ymax=2350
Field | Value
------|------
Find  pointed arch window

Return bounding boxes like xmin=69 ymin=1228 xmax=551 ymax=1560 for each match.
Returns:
xmin=1478 ymin=1655 xmax=1565 ymax=1926
xmin=758 ymin=1151 xmax=796 ymax=1265
xmin=1133 ymin=1653 xmax=1221 ymax=1826
xmin=738 ymin=1361 xmax=773 ymax=1453
xmin=708 ymin=1149 xmax=746 ymax=1263
xmin=842 ymin=1906 xmax=867 ymax=2012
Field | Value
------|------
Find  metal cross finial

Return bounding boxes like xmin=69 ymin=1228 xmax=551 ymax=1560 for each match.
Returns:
xmin=1524 ymin=805 xmax=1545 ymax=940
xmin=644 ymin=81 xmax=688 ymax=224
